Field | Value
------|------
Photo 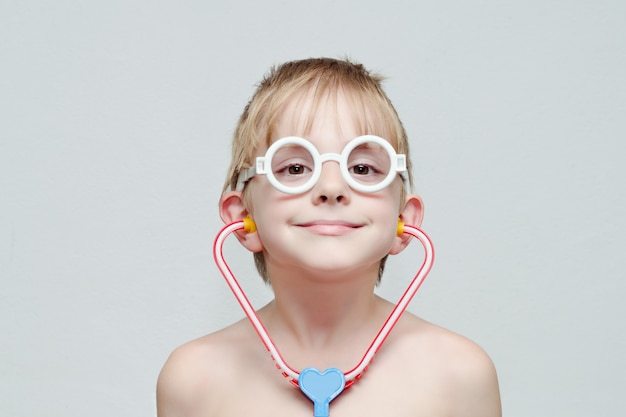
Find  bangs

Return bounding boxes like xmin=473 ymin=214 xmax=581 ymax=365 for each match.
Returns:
xmin=268 ymin=79 xmax=399 ymax=149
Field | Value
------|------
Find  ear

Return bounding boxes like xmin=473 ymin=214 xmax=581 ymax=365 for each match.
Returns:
xmin=219 ymin=191 xmax=264 ymax=253
xmin=389 ymin=194 xmax=424 ymax=255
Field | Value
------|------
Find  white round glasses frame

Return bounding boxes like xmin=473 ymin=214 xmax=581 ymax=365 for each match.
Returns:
xmin=235 ymin=135 xmax=409 ymax=194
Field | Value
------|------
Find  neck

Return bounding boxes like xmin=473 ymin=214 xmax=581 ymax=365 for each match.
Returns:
xmin=258 ymin=264 xmax=391 ymax=371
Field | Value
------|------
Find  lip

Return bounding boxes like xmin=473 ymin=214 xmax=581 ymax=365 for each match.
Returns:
xmin=294 ymin=220 xmax=363 ymax=236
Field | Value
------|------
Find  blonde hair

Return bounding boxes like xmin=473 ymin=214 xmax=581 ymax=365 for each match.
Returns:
xmin=223 ymin=57 xmax=413 ymax=282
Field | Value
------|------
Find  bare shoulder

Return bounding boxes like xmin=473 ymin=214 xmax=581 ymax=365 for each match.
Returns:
xmin=384 ymin=314 xmax=502 ymax=417
xmin=156 ymin=319 xmax=256 ymax=417
xmin=403 ymin=315 xmax=497 ymax=373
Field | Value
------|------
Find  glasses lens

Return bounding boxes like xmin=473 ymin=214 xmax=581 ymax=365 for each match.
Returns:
xmin=270 ymin=144 xmax=316 ymax=189
xmin=346 ymin=141 xmax=392 ymax=186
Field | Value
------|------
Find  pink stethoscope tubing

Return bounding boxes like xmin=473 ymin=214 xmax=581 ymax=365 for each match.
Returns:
xmin=212 ymin=220 xmax=434 ymax=388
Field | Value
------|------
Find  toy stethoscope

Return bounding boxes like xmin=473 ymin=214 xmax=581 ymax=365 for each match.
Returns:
xmin=213 ymin=216 xmax=434 ymax=417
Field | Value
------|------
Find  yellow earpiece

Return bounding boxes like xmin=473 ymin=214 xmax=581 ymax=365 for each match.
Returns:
xmin=243 ymin=215 xmax=257 ymax=233
xmin=397 ymin=220 xmax=404 ymax=236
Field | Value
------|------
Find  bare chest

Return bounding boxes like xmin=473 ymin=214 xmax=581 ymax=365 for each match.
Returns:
xmin=201 ymin=364 xmax=447 ymax=417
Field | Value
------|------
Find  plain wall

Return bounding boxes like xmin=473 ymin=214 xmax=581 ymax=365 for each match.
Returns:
xmin=1 ymin=1 xmax=625 ymax=416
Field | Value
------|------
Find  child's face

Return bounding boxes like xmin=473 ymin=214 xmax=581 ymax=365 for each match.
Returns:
xmin=245 ymin=91 xmax=406 ymax=276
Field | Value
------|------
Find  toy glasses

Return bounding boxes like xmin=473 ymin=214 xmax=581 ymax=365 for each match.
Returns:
xmin=235 ymin=135 xmax=408 ymax=194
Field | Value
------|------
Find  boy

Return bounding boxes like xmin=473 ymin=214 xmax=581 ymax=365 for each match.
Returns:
xmin=157 ymin=58 xmax=501 ymax=417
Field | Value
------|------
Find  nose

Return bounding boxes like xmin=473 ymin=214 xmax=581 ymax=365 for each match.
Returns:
xmin=311 ymin=160 xmax=351 ymax=204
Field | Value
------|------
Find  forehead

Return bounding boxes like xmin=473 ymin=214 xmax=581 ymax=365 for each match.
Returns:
xmin=270 ymin=85 xmax=396 ymax=148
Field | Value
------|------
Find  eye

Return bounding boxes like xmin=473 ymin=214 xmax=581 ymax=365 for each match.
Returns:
xmin=274 ymin=161 xmax=313 ymax=178
xmin=287 ymin=164 xmax=307 ymax=175
xmin=271 ymin=145 xmax=315 ymax=179
xmin=351 ymin=164 xmax=371 ymax=175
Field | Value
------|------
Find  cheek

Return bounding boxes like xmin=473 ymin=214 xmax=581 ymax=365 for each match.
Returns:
xmin=244 ymin=180 xmax=275 ymax=216
xmin=245 ymin=184 xmax=296 ymax=230
xmin=377 ymin=193 xmax=405 ymax=236
xmin=373 ymin=187 xmax=404 ymax=217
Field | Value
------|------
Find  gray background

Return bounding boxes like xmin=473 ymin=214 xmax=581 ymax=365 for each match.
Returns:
xmin=1 ymin=1 xmax=625 ymax=416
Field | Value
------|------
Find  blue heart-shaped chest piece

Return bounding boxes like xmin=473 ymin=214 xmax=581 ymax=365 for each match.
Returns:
xmin=298 ymin=367 xmax=346 ymax=417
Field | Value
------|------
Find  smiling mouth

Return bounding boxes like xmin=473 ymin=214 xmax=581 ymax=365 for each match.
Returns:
xmin=295 ymin=221 xmax=362 ymax=236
